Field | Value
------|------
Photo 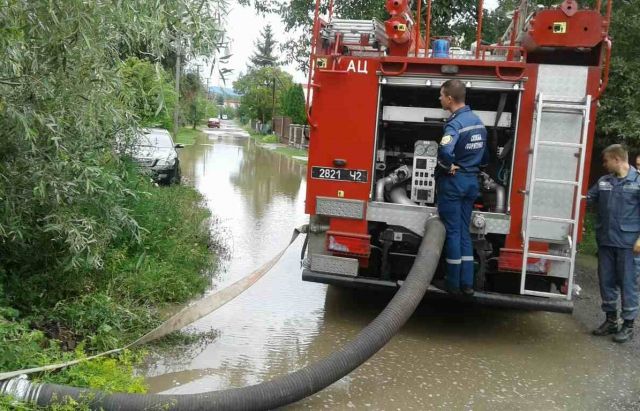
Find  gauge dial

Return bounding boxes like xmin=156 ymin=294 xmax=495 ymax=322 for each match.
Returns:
xmin=414 ymin=145 xmax=427 ymax=156
xmin=426 ymin=144 xmax=438 ymax=156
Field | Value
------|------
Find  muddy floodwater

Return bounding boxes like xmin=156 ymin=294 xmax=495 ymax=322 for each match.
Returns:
xmin=139 ymin=121 xmax=640 ymax=410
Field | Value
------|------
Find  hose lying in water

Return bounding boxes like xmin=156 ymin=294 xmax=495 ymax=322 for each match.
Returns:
xmin=1 ymin=217 xmax=445 ymax=411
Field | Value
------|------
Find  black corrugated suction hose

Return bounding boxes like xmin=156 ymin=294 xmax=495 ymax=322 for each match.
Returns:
xmin=12 ymin=217 xmax=445 ymax=410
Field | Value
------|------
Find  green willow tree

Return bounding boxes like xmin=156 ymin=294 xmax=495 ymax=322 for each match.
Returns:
xmin=0 ymin=1 xmax=225 ymax=304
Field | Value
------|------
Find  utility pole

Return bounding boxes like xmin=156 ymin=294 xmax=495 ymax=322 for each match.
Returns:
xmin=173 ymin=33 xmax=182 ymax=139
xmin=271 ymin=76 xmax=276 ymax=132
xmin=193 ymin=63 xmax=201 ymax=129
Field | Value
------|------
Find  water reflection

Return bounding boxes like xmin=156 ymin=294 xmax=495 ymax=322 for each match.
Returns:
xmin=229 ymin=142 xmax=304 ymax=217
xmin=180 ymin=128 xmax=308 ymax=288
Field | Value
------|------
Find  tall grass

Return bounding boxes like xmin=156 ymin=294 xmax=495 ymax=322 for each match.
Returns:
xmin=176 ymin=127 xmax=205 ymax=145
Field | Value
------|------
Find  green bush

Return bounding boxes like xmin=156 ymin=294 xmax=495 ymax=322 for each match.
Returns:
xmin=107 ymin=182 xmax=213 ymax=304
xmin=261 ymin=134 xmax=279 ymax=144
xmin=2 ymin=164 xmax=213 ymax=311
xmin=0 ymin=167 xmax=214 ymax=400
xmin=0 ymin=315 xmax=71 ymax=372
xmin=0 ymin=395 xmax=89 ymax=411
xmin=46 ymin=293 xmax=158 ymax=352
xmin=45 ymin=350 xmax=147 ymax=394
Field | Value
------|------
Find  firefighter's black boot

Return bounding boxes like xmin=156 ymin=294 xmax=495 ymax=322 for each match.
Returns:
xmin=433 ymin=279 xmax=461 ymax=296
xmin=613 ymin=320 xmax=634 ymax=343
xmin=592 ymin=312 xmax=620 ymax=336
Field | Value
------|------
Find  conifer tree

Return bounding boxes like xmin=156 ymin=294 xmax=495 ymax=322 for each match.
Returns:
xmin=249 ymin=25 xmax=279 ymax=69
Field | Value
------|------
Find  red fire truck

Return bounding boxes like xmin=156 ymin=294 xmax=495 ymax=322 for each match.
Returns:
xmin=301 ymin=0 xmax=612 ymax=313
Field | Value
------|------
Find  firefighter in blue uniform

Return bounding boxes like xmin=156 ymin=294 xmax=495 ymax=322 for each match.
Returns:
xmin=587 ymin=144 xmax=640 ymax=343
xmin=436 ymin=79 xmax=488 ymax=296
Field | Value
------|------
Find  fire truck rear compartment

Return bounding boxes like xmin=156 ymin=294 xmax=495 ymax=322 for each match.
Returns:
xmin=365 ymin=83 xmax=520 ymax=286
xmin=375 ymin=84 xmax=519 ymax=196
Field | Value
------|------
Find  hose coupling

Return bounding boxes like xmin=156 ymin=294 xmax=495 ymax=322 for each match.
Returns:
xmin=0 ymin=375 xmax=41 ymax=405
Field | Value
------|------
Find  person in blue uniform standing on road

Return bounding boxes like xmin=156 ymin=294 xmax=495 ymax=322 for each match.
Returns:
xmin=436 ymin=79 xmax=488 ymax=296
xmin=587 ymin=144 xmax=640 ymax=343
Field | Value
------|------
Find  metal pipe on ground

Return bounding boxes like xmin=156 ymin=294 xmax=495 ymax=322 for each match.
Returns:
xmin=1 ymin=218 xmax=446 ymax=411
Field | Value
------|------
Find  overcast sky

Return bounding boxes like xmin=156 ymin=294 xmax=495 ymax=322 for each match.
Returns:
xmin=201 ymin=0 xmax=500 ymax=90
xmin=200 ymin=2 xmax=307 ymax=90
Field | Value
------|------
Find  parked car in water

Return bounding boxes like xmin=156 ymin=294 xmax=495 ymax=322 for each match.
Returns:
xmin=129 ymin=128 xmax=183 ymax=185
xmin=208 ymin=118 xmax=220 ymax=128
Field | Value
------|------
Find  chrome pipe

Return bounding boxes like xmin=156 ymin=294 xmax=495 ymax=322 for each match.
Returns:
xmin=389 ymin=187 xmax=415 ymax=205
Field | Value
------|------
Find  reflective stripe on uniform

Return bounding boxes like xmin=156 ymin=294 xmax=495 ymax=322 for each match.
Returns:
xmin=446 ymin=258 xmax=462 ymax=265
xmin=457 ymin=125 xmax=485 ymax=134
xmin=598 ymin=181 xmax=612 ymax=190
xmin=461 ymin=256 xmax=474 ymax=261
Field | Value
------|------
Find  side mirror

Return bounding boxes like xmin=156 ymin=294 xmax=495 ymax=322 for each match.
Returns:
xmin=175 ymin=144 xmax=185 ymax=149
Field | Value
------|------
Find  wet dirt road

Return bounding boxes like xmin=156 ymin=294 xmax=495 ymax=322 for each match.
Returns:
xmin=140 ymin=121 xmax=640 ymax=410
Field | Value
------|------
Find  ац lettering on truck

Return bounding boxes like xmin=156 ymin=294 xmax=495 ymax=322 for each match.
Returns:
xmin=301 ymin=0 xmax=613 ymax=313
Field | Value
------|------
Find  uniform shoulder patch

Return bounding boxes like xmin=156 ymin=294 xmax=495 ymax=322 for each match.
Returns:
xmin=440 ymin=135 xmax=453 ymax=145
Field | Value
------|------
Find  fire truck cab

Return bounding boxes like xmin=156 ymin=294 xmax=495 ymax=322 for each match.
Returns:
xmin=301 ymin=0 xmax=612 ymax=313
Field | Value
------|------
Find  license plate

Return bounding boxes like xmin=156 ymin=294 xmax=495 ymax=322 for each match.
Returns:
xmin=311 ymin=166 xmax=368 ymax=183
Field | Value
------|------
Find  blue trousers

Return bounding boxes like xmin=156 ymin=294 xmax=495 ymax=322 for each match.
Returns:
xmin=597 ymin=246 xmax=640 ymax=321
xmin=437 ymin=173 xmax=479 ymax=289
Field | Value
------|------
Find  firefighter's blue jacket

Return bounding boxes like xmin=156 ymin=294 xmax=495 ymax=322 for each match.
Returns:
xmin=587 ymin=167 xmax=640 ymax=248
xmin=438 ymin=105 xmax=489 ymax=173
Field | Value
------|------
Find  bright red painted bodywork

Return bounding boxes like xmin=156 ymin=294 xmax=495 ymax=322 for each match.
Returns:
xmin=305 ymin=58 xmax=379 ymax=221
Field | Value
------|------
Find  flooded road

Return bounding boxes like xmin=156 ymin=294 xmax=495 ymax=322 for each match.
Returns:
xmin=140 ymin=121 xmax=640 ymax=410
